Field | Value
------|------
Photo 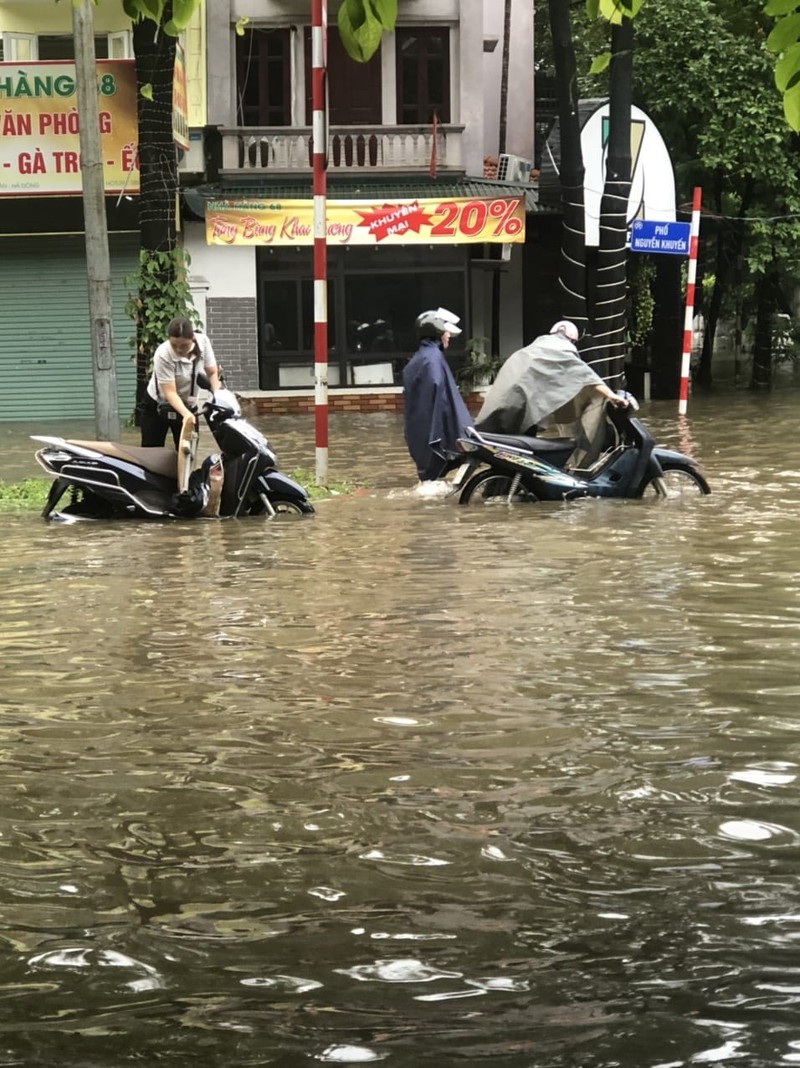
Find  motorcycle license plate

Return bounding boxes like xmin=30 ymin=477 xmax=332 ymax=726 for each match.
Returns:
xmin=450 ymin=463 xmax=472 ymax=488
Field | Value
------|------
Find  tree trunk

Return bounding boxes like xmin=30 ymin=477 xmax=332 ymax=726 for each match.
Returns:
xmin=133 ymin=7 xmax=178 ymax=411
xmin=72 ymin=0 xmax=119 ymax=440
xmin=498 ymin=0 xmax=511 ymax=157
xmin=548 ymin=0 xmax=588 ymax=334
xmin=696 ymin=172 xmax=724 ymax=386
xmin=649 ymin=256 xmax=683 ymax=399
xmin=585 ymin=17 xmax=633 ymax=387
xmin=751 ymin=271 xmax=778 ymax=390
xmin=697 ymin=177 xmax=751 ymax=388
xmin=491 ymin=0 xmax=513 ymax=359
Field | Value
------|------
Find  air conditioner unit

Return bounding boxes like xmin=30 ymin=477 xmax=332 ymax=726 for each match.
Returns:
xmin=497 ymin=153 xmax=532 ymax=183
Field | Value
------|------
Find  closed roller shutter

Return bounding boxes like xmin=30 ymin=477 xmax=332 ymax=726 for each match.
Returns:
xmin=0 ymin=233 xmax=138 ymax=422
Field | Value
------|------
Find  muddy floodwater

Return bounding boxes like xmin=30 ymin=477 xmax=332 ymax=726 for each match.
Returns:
xmin=2 ymin=391 xmax=800 ymax=1066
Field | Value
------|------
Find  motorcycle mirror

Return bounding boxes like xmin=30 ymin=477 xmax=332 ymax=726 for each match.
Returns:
xmin=196 ymin=371 xmax=211 ymax=391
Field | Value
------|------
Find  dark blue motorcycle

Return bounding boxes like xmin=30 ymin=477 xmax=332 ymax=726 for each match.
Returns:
xmin=453 ymin=398 xmax=710 ymax=505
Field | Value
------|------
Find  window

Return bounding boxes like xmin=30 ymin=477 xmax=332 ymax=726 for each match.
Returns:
xmin=108 ymin=32 xmax=133 ymax=60
xmin=396 ymin=28 xmax=450 ymax=125
xmin=260 ymin=277 xmax=338 ymax=355
xmin=236 ymin=28 xmax=291 ymax=127
xmin=257 ymin=246 xmax=466 ymax=388
xmin=3 ymin=34 xmax=36 ymax=62
xmin=38 ymin=35 xmax=110 ymax=60
xmin=5 ymin=34 xmax=130 ymax=61
xmin=304 ymin=27 xmax=382 ymax=126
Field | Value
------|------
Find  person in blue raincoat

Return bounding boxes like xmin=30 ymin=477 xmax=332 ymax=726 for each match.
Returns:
xmin=402 ymin=308 xmax=473 ymax=483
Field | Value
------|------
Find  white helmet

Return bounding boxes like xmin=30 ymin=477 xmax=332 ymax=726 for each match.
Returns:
xmin=550 ymin=320 xmax=580 ymax=342
xmin=416 ymin=307 xmax=462 ymax=340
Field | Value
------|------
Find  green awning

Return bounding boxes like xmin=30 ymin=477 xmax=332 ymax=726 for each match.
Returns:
xmin=183 ymin=176 xmax=539 ymax=219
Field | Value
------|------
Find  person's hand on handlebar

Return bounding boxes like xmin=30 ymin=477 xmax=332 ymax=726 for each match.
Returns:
xmin=596 ymin=383 xmax=629 ymax=407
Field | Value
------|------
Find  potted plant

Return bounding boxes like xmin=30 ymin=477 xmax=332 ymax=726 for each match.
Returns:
xmin=456 ymin=336 xmax=502 ymax=392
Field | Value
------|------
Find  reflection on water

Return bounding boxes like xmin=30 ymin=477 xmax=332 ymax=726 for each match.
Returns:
xmin=3 ymin=392 xmax=800 ymax=1065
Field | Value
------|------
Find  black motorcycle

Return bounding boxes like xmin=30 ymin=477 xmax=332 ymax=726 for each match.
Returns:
xmin=452 ymin=399 xmax=710 ymax=505
xmin=33 ymin=383 xmax=315 ymax=521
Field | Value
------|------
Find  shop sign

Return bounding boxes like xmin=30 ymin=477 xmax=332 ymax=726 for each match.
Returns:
xmin=630 ymin=219 xmax=691 ymax=255
xmin=205 ymin=196 xmax=526 ymax=247
xmin=172 ymin=44 xmax=189 ymax=151
xmin=0 ymin=60 xmax=139 ymax=196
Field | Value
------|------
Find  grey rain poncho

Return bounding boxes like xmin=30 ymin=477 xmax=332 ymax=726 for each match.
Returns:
xmin=475 ymin=333 xmax=604 ymax=437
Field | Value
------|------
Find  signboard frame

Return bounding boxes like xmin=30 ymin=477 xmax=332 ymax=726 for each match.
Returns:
xmin=630 ymin=219 xmax=691 ymax=256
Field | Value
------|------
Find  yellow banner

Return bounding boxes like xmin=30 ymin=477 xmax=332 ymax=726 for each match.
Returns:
xmin=0 ymin=60 xmax=139 ymax=196
xmin=205 ymin=196 xmax=525 ymax=246
xmin=172 ymin=44 xmax=189 ymax=151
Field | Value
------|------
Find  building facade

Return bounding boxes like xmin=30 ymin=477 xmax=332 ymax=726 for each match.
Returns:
xmin=0 ymin=0 xmax=537 ymax=421
xmin=181 ymin=0 xmax=536 ymax=411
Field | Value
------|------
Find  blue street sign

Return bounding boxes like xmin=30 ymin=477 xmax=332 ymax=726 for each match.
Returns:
xmin=630 ymin=219 xmax=691 ymax=255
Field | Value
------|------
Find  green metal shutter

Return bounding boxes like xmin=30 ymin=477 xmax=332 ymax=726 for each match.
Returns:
xmin=0 ymin=233 xmax=138 ymax=422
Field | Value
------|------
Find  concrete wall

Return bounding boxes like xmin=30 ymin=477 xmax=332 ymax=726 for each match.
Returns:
xmin=483 ymin=0 xmax=534 ymax=163
xmin=185 ymin=220 xmax=259 ymax=388
xmin=208 ymin=0 xmax=486 ymax=177
xmin=0 ymin=1 xmax=128 ymax=33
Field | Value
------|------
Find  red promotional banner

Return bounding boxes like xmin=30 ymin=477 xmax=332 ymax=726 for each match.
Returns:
xmin=205 ymin=196 xmax=526 ymax=246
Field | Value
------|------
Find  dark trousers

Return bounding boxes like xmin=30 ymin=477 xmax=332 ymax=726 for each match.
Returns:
xmin=140 ymin=394 xmax=182 ymax=448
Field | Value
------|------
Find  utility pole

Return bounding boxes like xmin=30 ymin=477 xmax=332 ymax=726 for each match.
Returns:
xmin=72 ymin=0 xmax=120 ymax=440
xmin=491 ymin=0 xmax=513 ymax=360
xmin=311 ymin=0 xmax=328 ymax=484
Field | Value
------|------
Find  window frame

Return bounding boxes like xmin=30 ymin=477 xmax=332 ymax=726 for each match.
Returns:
xmin=3 ymin=34 xmax=37 ymax=62
xmin=395 ymin=26 xmax=451 ymax=125
xmin=236 ymin=27 xmax=292 ymax=127
xmin=4 ymin=33 xmax=133 ymax=61
xmin=256 ymin=246 xmax=467 ymax=389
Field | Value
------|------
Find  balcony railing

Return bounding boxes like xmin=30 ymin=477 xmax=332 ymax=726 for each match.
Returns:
xmin=216 ymin=124 xmax=465 ymax=178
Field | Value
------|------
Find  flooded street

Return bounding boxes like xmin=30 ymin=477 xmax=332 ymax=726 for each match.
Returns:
xmin=3 ymin=390 xmax=800 ymax=1066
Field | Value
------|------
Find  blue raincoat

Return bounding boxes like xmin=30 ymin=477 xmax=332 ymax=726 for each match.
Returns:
xmin=402 ymin=339 xmax=473 ymax=481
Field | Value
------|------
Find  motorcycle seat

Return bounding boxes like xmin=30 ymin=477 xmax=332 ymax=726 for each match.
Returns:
xmin=478 ymin=431 xmax=575 ymax=455
xmin=66 ymin=440 xmax=178 ymax=480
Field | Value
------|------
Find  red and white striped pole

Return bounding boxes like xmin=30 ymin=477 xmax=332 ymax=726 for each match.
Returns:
xmin=312 ymin=0 xmax=328 ymax=483
xmin=678 ymin=186 xmax=702 ymax=416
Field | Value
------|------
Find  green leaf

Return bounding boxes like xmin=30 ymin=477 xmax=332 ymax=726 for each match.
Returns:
xmin=596 ymin=0 xmax=643 ymax=21
xmin=783 ymin=80 xmax=800 ymax=129
xmin=586 ymin=0 xmax=600 ymax=17
xmin=338 ymin=0 xmax=384 ymax=63
xmin=170 ymin=0 xmax=201 ymax=31
xmin=775 ymin=41 xmax=800 ymax=89
xmin=140 ymin=83 xmax=154 ymax=100
xmin=599 ymin=0 xmax=624 ymax=24
xmin=121 ymin=0 xmax=162 ymax=24
xmin=767 ymin=12 xmax=800 ymax=52
xmin=764 ymin=0 xmax=800 ymax=15
xmin=618 ymin=0 xmax=644 ymax=15
xmin=141 ymin=0 xmax=163 ymax=19
xmin=337 ymin=4 xmax=367 ymax=63
xmin=369 ymin=0 xmax=397 ymax=30
xmin=589 ymin=51 xmax=612 ymax=74
xmin=235 ymin=16 xmax=250 ymax=37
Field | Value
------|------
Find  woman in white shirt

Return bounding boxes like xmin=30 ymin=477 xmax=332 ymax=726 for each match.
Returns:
xmin=140 ymin=317 xmax=221 ymax=447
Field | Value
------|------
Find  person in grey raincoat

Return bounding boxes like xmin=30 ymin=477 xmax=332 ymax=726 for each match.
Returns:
xmin=475 ymin=320 xmax=628 ymax=439
xmin=402 ymin=308 xmax=473 ymax=482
